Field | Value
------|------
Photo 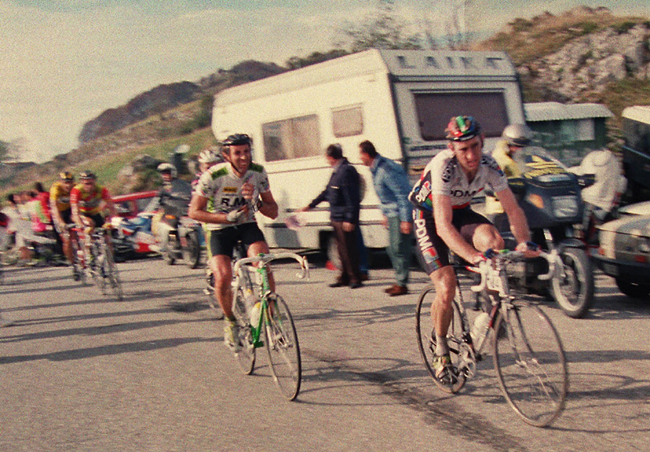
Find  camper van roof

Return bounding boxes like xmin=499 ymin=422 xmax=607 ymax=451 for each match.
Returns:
xmin=215 ymin=49 xmax=516 ymax=107
xmin=622 ymin=105 xmax=650 ymax=124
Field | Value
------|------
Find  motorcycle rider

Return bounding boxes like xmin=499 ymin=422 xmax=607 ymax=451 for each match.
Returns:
xmin=485 ymin=124 xmax=533 ymax=231
xmin=192 ymin=148 xmax=221 ymax=189
xmin=153 ymin=162 xmax=192 ymax=254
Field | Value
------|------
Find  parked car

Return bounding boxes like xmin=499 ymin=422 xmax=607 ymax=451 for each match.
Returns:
xmin=592 ymin=206 xmax=650 ymax=298
xmin=112 ymin=190 xmax=159 ymax=219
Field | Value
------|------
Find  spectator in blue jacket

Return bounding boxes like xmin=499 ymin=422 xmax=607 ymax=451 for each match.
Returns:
xmin=301 ymin=144 xmax=363 ymax=289
xmin=359 ymin=140 xmax=413 ymax=296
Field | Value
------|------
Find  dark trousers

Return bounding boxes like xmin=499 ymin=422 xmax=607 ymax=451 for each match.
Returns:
xmin=332 ymin=221 xmax=361 ymax=284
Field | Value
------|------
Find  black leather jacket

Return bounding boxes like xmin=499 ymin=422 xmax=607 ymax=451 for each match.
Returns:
xmin=308 ymin=158 xmax=360 ymax=224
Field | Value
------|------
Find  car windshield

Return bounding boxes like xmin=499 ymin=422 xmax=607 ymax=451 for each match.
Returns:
xmin=512 ymin=146 xmax=573 ymax=182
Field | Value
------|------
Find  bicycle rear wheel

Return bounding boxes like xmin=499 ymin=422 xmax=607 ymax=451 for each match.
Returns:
xmin=265 ymin=293 xmax=301 ymax=401
xmin=232 ymin=288 xmax=256 ymax=375
xmin=415 ymin=286 xmax=468 ymax=393
xmin=493 ymin=301 xmax=568 ymax=427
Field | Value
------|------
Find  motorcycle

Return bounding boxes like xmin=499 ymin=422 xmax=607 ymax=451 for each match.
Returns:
xmin=154 ymin=198 xmax=203 ymax=269
xmin=491 ymin=146 xmax=595 ymax=318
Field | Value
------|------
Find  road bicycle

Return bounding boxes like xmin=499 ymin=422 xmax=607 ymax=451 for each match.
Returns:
xmin=415 ymin=249 xmax=568 ymax=427
xmin=227 ymin=248 xmax=309 ymax=401
xmin=77 ymin=225 xmax=123 ymax=301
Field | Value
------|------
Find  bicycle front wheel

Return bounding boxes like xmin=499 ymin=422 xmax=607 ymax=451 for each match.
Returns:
xmin=232 ymin=289 xmax=256 ymax=375
xmin=104 ymin=247 xmax=123 ymax=301
xmin=265 ymin=293 xmax=301 ymax=401
xmin=493 ymin=301 xmax=568 ymax=427
xmin=415 ymin=285 xmax=467 ymax=394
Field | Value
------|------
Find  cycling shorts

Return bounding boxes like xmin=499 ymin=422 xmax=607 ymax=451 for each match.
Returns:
xmin=81 ymin=213 xmax=106 ymax=229
xmin=413 ymin=207 xmax=492 ymax=274
xmin=206 ymin=223 xmax=266 ymax=258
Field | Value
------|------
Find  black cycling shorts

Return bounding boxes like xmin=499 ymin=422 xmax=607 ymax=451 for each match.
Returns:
xmin=82 ymin=213 xmax=106 ymax=229
xmin=413 ymin=207 xmax=492 ymax=274
xmin=54 ymin=210 xmax=73 ymax=234
xmin=206 ymin=222 xmax=266 ymax=259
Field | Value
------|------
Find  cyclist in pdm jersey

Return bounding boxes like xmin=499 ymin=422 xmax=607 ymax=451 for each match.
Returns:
xmin=409 ymin=116 xmax=538 ymax=384
xmin=189 ymin=134 xmax=279 ymax=351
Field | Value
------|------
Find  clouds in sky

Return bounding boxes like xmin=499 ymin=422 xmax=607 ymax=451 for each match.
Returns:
xmin=1 ymin=0 xmax=648 ymax=162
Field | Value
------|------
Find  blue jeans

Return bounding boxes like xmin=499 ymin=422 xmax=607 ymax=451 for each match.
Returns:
xmin=386 ymin=216 xmax=412 ymax=286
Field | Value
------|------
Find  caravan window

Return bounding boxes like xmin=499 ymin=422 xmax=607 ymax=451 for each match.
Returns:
xmin=333 ymin=105 xmax=364 ymax=138
xmin=262 ymin=115 xmax=321 ymax=162
xmin=414 ymin=92 xmax=509 ymax=140
xmin=623 ymin=118 xmax=650 ymax=156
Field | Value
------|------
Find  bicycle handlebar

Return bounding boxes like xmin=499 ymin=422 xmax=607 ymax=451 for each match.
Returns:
xmin=233 ymin=252 xmax=310 ymax=280
xmin=469 ymin=249 xmax=556 ymax=293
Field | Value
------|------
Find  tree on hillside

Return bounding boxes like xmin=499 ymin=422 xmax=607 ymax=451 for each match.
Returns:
xmin=336 ymin=0 xmax=422 ymax=52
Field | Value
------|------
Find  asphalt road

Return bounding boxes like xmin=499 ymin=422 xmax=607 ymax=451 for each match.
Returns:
xmin=1 ymin=256 xmax=649 ymax=452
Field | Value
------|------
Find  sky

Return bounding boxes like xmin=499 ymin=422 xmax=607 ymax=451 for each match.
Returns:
xmin=1 ymin=0 xmax=648 ymax=163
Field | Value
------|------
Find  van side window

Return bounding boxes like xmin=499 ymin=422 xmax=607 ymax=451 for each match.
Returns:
xmin=414 ymin=92 xmax=509 ymax=140
xmin=263 ymin=115 xmax=321 ymax=162
xmin=333 ymin=106 xmax=364 ymax=138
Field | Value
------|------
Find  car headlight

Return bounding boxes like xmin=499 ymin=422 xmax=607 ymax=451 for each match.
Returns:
xmin=552 ymin=196 xmax=579 ymax=219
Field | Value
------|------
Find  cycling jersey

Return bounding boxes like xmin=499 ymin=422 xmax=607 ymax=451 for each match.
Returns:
xmin=50 ymin=181 xmax=72 ymax=213
xmin=409 ymin=149 xmax=508 ymax=211
xmin=194 ymin=161 xmax=271 ymax=231
xmin=70 ymin=184 xmax=111 ymax=216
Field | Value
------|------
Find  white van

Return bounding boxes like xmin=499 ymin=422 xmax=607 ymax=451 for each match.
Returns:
xmin=212 ymin=49 xmax=525 ymax=254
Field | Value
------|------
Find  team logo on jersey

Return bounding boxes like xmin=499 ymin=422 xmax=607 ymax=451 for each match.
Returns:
xmin=223 ymin=187 xmax=237 ymax=194
xmin=482 ymin=156 xmax=504 ymax=176
xmin=413 ymin=181 xmax=431 ymax=205
xmin=441 ymin=161 xmax=455 ymax=183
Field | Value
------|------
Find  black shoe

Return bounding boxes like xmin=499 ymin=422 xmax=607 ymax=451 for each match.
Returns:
xmin=329 ymin=281 xmax=347 ymax=288
xmin=349 ymin=282 xmax=363 ymax=289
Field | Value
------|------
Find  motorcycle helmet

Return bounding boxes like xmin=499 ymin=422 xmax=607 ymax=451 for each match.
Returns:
xmin=502 ymin=124 xmax=533 ymax=147
xmin=157 ymin=162 xmax=177 ymax=178
xmin=445 ymin=116 xmax=481 ymax=142
xmin=198 ymin=149 xmax=219 ymax=164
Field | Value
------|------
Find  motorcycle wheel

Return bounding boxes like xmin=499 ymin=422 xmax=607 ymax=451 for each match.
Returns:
xmin=164 ymin=233 xmax=177 ymax=266
xmin=551 ymin=247 xmax=594 ymax=318
xmin=182 ymin=230 xmax=201 ymax=269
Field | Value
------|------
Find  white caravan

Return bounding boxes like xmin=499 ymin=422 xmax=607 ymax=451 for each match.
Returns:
xmin=212 ymin=49 xmax=525 ymax=254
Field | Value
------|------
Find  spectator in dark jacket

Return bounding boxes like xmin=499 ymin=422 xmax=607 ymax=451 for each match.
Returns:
xmin=301 ymin=144 xmax=363 ymax=288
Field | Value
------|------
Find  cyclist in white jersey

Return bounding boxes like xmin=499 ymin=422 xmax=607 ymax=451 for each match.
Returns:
xmin=189 ymin=134 xmax=279 ymax=351
xmin=409 ymin=116 xmax=538 ymax=384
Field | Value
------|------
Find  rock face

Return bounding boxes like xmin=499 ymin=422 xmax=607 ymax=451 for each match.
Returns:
xmin=521 ymin=23 xmax=649 ymax=101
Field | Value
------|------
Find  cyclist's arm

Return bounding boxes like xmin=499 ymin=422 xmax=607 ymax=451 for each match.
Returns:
xmin=497 ymin=187 xmax=531 ymax=247
xmin=258 ymin=190 xmax=278 ymax=220
xmin=433 ymin=194 xmax=483 ymax=264
xmin=70 ymin=190 xmax=83 ymax=227
xmin=188 ymin=193 xmax=231 ymax=224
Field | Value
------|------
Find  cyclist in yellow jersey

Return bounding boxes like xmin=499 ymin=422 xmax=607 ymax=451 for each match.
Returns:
xmin=50 ymin=172 xmax=79 ymax=276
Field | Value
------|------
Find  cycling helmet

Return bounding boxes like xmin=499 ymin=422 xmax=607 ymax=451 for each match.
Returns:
xmin=59 ymin=171 xmax=74 ymax=182
xmin=157 ymin=162 xmax=177 ymax=178
xmin=79 ymin=170 xmax=96 ymax=180
xmin=222 ymin=133 xmax=252 ymax=147
xmin=198 ymin=149 xmax=219 ymax=164
xmin=502 ymin=124 xmax=533 ymax=147
xmin=445 ymin=116 xmax=481 ymax=142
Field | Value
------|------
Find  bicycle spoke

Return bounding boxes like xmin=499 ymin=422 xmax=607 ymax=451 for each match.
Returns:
xmin=493 ymin=302 xmax=568 ymax=427
xmin=232 ymin=289 xmax=255 ymax=375
xmin=265 ymin=294 xmax=301 ymax=401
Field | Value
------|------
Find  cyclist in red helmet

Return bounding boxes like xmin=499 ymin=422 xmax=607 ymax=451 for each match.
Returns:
xmin=409 ymin=116 xmax=538 ymax=384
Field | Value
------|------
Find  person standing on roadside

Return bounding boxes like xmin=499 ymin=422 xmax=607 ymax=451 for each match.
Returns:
xmin=359 ymin=140 xmax=413 ymax=296
xmin=300 ymin=144 xmax=363 ymax=289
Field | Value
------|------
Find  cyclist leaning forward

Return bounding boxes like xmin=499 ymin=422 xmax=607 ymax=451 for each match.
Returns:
xmin=70 ymin=171 xmax=117 ymax=266
xmin=188 ymin=134 xmax=279 ymax=351
xmin=50 ymin=172 xmax=79 ymax=276
xmin=408 ymin=116 xmax=538 ymax=384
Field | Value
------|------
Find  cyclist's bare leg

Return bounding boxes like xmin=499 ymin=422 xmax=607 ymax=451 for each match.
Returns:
xmin=430 ymin=265 xmax=457 ymax=355
xmin=248 ymin=240 xmax=275 ymax=292
xmin=211 ymin=254 xmax=234 ymax=318
xmin=60 ymin=232 xmax=75 ymax=264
